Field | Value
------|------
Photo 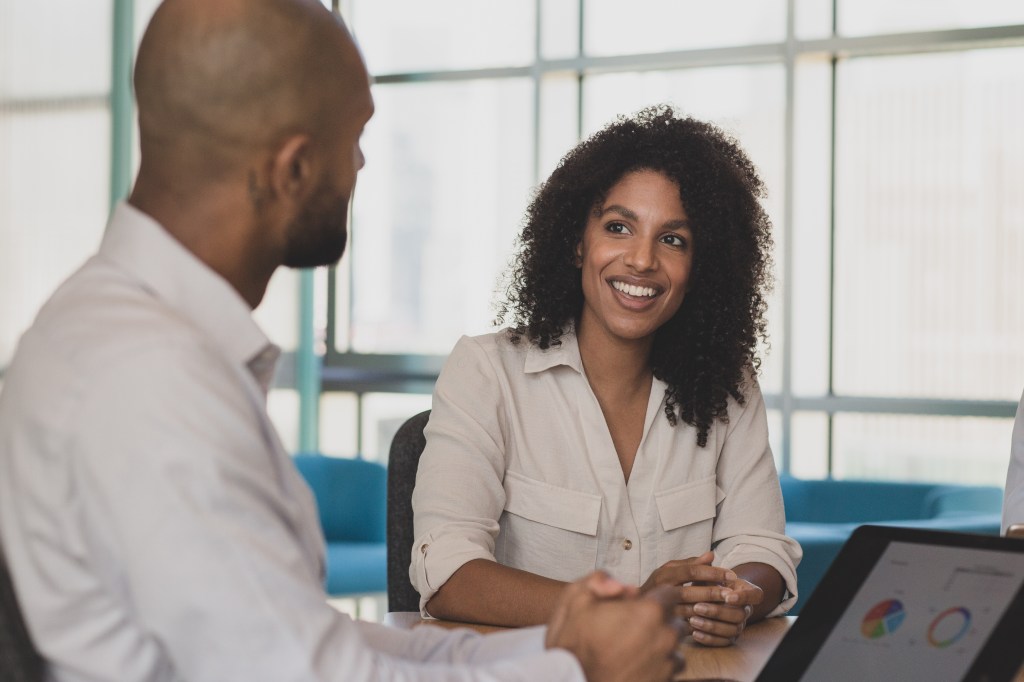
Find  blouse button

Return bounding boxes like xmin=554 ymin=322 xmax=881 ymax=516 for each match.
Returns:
xmin=622 ymin=539 xmax=633 ymax=550
xmin=420 ymin=543 xmax=429 ymax=554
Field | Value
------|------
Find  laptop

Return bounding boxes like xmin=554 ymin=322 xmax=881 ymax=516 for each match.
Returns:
xmin=755 ymin=525 xmax=1024 ymax=682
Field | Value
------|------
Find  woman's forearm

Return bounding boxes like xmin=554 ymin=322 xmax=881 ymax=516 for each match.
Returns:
xmin=732 ymin=562 xmax=785 ymax=622
xmin=424 ymin=558 xmax=569 ymax=627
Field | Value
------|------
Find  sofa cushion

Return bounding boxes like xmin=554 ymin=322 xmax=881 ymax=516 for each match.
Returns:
xmin=324 ymin=542 xmax=388 ymax=595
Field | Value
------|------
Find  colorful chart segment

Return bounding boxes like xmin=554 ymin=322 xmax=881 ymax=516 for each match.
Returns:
xmin=928 ymin=607 xmax=971 ymax=648
xmin=861 ymin=599 xmax=906 ymax=639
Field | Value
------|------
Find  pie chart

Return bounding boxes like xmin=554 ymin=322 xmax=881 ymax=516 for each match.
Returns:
xmin=928 ymin=607 xmax=971 ymax=648
xmin=861 ymin=599 xmax=906 ymax=639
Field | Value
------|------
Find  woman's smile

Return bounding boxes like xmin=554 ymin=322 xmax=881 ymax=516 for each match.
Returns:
xmin=576 ymin=169 xmax=694 ymax=347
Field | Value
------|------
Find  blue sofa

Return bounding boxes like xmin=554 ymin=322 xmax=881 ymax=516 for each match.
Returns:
xmin=292 ymin=454 xmax=388 ymax=596
xmin=780 ymin=476 xmax=1003 ymax=614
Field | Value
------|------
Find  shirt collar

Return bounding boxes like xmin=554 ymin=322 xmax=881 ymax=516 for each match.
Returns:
xmin=99 ymin=202 xmax=280 ymax=393
xmin=522 ymin=328 xmax=670 ymax=404
xmin=523 ymin=328 xmax=585 ymax=375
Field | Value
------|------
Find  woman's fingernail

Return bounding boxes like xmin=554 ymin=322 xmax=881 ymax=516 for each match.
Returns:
xmin=725 ymin=571 xmax=737 ymax=581
xmin=690 ymin=617 xmax=707 ymax=628
xmin=694 ymin=603 xmax=710 ymax=615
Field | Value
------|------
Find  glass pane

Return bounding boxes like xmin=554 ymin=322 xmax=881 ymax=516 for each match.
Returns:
xmin=359 ymin=392 xmax=433 ymax=463
xmin=0 ymin=0 xmax=113 ymax=98
xmin=834 ymin=49 xmax=1024 ymax=400
xmin=538 ymin=74 xmax=580 ymax=181
xmin=349 ymin=79 xmax=535 ymax=354
xmin=332 ymin=257 xmax=352 ymax=353
xmin=584 ymin=0 xmax=786 ymax=56
xmin=839 ymin=0 xmax=1024 ymax=36
xmin=351 ymin=0 xmax=535 ymax=72
xmin=832 ymin=413 xmax=1013 ymax=486
xmin=791 ymin=59 xmax=832 ymax=397
xmin=796 ymin=0 xmax=833 ymax=39
xmin=319 ymin=392 xmax=359 ymax=457
xmin=253 ymin=268 xmax=300 ymax=351
xmin=583 ymin=65 xmax=786 ymax=392
xmin=541 ymin=0 xmax=580 ymax=60
xmin=791 ymin=411 xmax=829 ymax=479
xmin=268 ymin=388 xmax=300 ymax=454
xmin=0 ymin=107 xmax=110 ymax=365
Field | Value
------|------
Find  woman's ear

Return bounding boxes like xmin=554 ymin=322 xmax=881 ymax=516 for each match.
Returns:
xmin=573 ymin=241 xmax=583 ymax=268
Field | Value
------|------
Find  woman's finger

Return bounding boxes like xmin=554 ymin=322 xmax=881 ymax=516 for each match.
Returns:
xmin=691 ymin=628 xmax=737 ymax=647
xmin=693 ymin=602 xmax=748 ymax=624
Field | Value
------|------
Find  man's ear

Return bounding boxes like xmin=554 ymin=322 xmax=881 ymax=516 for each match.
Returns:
xmin=269 ymin=134 xmax=313 ymax=205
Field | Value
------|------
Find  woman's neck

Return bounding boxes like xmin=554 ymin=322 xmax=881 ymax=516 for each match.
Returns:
xmin=576 ymin=321 xmax=653 ymax=394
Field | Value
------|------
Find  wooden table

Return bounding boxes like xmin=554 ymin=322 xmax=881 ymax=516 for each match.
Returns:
xmin=384 ymin=612 xmax=792 ymax=681
xmin=384 ymin=612 xmax=1024 ymax=682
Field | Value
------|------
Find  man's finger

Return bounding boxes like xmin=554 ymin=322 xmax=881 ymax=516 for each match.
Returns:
xmin=581 ymin=570 xmax=632 ymax=598
xmin=643 ymin=583 xmax=683 ymax=617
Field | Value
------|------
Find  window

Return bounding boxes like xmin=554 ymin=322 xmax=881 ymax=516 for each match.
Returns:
xmin=0 ymin=1 xmax=311 ymax=450
xmin=324 ymin=1 xmax=1024 ymax=482
xmin=0 ymin=0 xmax=113 ymax=366
xmin=4 ymin=4 xmax=1020 ymax=482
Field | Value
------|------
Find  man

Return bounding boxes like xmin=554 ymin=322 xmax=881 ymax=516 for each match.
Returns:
xmin=1003 ymin=388 xmax=1024 ymax=532
xmin=0 ymin=1 xmax=684 ymax=680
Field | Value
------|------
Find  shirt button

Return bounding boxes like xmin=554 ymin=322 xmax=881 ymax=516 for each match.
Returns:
xmin=420 ymin=543 xmax=429 ymax=554
xmin=622 ymin=539 xmax=633 ymax=550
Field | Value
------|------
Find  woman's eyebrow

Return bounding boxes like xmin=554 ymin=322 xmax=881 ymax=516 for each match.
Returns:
xmin=599 ymin=204 xmax=640 ymax=221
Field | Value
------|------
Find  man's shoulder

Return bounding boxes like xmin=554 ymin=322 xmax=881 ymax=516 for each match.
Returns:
xmin=10 ymin=258 xmax=215 ymax=394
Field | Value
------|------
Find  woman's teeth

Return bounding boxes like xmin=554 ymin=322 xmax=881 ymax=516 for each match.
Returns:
xmin=612 ymin=281 xmax=656 ymax=298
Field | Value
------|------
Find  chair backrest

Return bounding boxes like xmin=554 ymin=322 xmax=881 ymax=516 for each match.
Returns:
xmin=386 ymin=410 xmax=430 ymax=613
xmin=292 ymin=454 xmax=387 ymax=543
xmin=0 ymin=548 xmax=45 ymax=682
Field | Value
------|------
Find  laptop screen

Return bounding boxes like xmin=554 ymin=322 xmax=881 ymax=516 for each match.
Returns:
xmin=756 ymin=526 xmax=1024 ymax=682
xmin=801 ymin=541 xmax=1024 ymax=681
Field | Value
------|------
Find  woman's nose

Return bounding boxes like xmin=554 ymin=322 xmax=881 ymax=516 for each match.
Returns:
xmin=623 ymin=238 xmax=656 ymax=271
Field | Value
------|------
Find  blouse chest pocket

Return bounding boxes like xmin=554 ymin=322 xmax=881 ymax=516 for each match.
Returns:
xmin=497 ymin=470 xmax=602 ymax=582
xmin=653 ymin=475 xmax=726 ymax=566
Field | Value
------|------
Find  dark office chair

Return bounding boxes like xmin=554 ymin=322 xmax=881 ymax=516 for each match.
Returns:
xmin=0 ymin=548 xmax=45 ymax=682
xmin=386 ymin=409 xmax=431 ymax=612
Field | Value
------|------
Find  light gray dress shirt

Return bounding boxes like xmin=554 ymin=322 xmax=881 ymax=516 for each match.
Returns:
xmin=1003 ymin=388 xmax=1024 ymax=532
xmin=412 ymin=332 xmax=801 ymax=617
xmin=0 ymin=203 xmax=583 ymax=682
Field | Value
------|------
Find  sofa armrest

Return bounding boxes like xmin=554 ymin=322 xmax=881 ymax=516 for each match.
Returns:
xmin=871 ymin=515 xmax=1003 ymax=536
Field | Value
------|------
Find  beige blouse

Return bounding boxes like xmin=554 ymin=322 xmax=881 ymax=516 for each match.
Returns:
xmin=411 ymin=330 xmax=801 ymax=617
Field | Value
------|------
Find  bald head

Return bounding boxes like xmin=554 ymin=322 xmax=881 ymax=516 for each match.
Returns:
xmin=134 ymin=0 xmax=368 ymax=179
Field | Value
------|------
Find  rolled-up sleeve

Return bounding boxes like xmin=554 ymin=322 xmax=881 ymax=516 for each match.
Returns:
xmin=411 ymin=336 xmax=510 ymax=615
xmin=710 ymin=380 xmax=802 ymax=616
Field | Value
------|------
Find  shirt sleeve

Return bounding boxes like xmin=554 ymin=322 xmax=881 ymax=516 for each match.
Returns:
xmin=71 ymin=344 xmax=582 ymax=682
xmin=411 ymin=336 xmax=510 ymax=615
xmin=1003 ymin=389 xmax=1024 ymax=532
xmin=355 ymin=621 xmax=582 ymax=678
xmin=708 ymin=377 xmax=802 ymax=616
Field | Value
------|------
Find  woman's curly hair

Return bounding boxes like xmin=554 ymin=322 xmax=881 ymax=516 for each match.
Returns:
xmin=496 ymin=105 xmax=773 ymax=448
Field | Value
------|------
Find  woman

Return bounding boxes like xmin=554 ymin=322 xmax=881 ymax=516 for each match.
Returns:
xmin=411 ymin=105 xmax=801 ymax=646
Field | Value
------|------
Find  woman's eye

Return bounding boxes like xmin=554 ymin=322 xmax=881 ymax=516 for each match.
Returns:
xmin=662 ymin=234 xmax=688 ymax=248
xmin=605 ymin=221 xmax=628 ymax=234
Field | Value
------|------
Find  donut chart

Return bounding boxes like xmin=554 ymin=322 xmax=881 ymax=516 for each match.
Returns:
xmin=927 ymin=607 xmax=971 ymax=648
xmin=861 ymin=599 xmax=906 ymax=639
